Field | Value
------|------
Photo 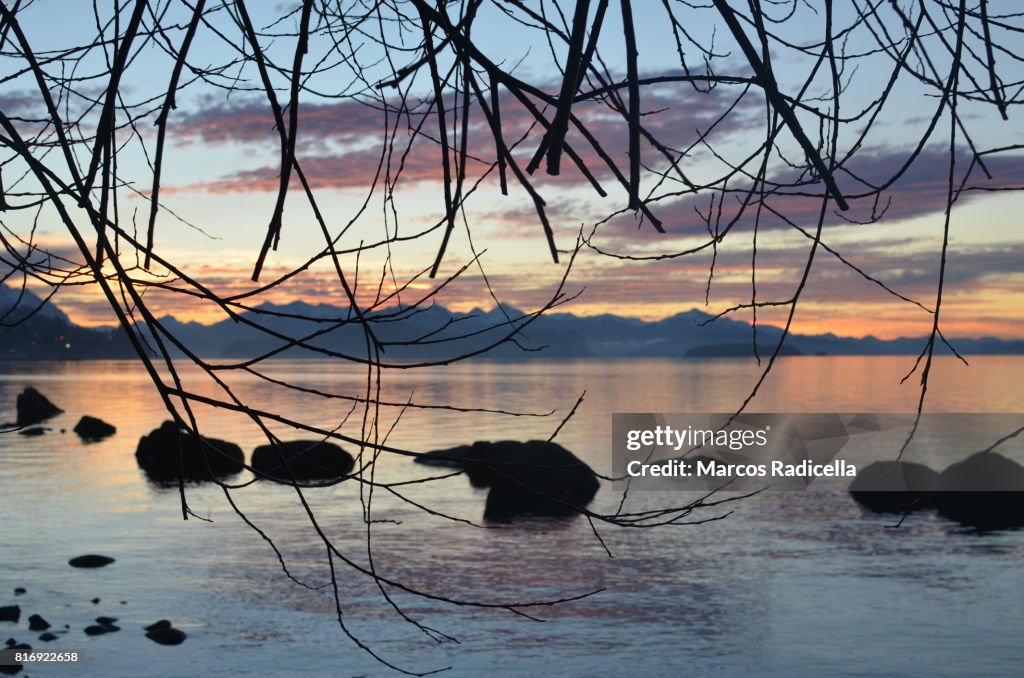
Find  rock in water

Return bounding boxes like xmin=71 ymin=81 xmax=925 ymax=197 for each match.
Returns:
xmin=73 ymin=416 xmax=116 ymax=441
xmin=145 ymin=620 xmax=186 ymax=645
xmin=251 ymin=440 xmax=354 ymax=484
xmin=38 ymin=632 xmax=58 ymax=642
xmin=0 ymin=606 xmax=19 ymax=622
xmin=849 ymin=461 xmax=939 ymax=514
xmin=135 ymin=421 xmax=244 ymax=481
xmin=442 ymin=440 xmax=599 ymax=519
xmin=84 ymin=624 xmax=119 ymax=636
xmin=26 ymin=615 xmax=49 ymax=632
xmin=68 ymin=555 xmax=115 ymax=568
xmin=15 ymin=387 xmax=62 ymax=426
xmin=930 ymin=452 xmax=1024 ymax=530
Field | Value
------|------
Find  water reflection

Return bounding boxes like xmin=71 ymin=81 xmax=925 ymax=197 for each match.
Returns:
xmin=0 ymin=357 xmax=1022 ymax=676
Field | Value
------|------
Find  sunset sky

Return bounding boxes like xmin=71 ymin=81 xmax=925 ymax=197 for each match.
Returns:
xmin=2 ymin=1 xmax=1023 ymax=340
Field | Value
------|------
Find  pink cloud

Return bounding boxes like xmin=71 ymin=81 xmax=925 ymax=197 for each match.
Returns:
xmin=170 ymin=79 xmax=767 ymax=198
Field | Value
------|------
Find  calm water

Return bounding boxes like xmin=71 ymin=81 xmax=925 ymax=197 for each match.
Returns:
xmin=1 ymin=356 xmax=1023 ymax=676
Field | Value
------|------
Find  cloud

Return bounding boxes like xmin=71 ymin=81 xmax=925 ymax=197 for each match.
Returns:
xmin=0 ymin=91 xmax=41 ymax=117
xmin=170 ymin=79 xmax=767 ymax=197
xmin=182 ymin=79 xmax=1024 ymax=255
xmin=170 ymin=84 xmax=1024 ymax=242
xmin=568 ymin=146 xmax=1024 ymax=253
xmin=20 ymin=233 xmax=1023 ymax=340
xmin=175 ymin=97 xmax=389 ymax=149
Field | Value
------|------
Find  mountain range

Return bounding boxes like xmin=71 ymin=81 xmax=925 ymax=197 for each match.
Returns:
xmin=3 ymin=283 xmax=1023 ymax=361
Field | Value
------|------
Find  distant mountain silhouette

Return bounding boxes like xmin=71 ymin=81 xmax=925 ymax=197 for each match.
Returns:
xmin=0 ymin=284 xmax=135 ymax=359
xmin=3 ymin=284 xmax=1023 ymax=360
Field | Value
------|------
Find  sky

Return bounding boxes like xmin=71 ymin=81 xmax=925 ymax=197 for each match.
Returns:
xmin=1 ymin=1 xmax=1023 ymax=340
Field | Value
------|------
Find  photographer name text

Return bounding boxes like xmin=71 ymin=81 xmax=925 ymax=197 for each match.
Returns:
xmin=625 ymin=458 xmax=856 ymax=478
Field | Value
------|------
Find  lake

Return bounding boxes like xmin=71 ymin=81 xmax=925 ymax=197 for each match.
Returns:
xmin=1 ymin=356 xmax=1023 ymax=676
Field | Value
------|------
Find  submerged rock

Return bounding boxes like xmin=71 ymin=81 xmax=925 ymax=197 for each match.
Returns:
xmin=251 ymin=440 xmax=354 ymax=484
xmin=84 ymin=618 xmax=120 ymax=637
xmin=427 ymin=440 xmax=600 ymax=519
xmin=0 ymin=606 xmax=19 ymax=623
xmin=930 ymin=452 xmax=1024 ymax=530
xmin=17 ymin=427 xmax=47 ymax=437
xmin=135 ymin=421 xmax=244 ymax=481
xmin=84 ymin=623 xmax=119 ymax=636
xmin=73 ymin=416 xmax=116 ymax=441
xmin=26 ymin=615 xmax=49 ymax=632
xmin=848 ymin=461 xmax=939 ymax=514
xmin=145 ymin=620 xmax=186 ymax=645
xmin=68 ymin=555 xmax=115 ymax=569
xmin=15 ymin=387 xmax=62 ymax=426
xmin=38 ymin=632 xmax=58 ymax=642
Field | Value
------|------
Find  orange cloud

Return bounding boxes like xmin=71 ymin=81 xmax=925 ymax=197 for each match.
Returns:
xmin=13 ymin=232 xmax=1022 ymax=342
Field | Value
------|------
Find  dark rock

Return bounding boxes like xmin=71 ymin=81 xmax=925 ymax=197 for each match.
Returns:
xmin=95 ymin=617 xmax=117 ymax=625
xmin=8 ymin=644 xmax=29 ymax=650
xmin=17 ymin=427 xmax=47 ymax=437
xmin=432 ymin=440 xmax=600 ymax=519
xmin=144 ymin=620 xmax=171 ymax=632
xmin=4 ymin=639 xmax=14 ymax=647
xmin=849 ymin=461 xmax=939 ymax=514
xmin=90 ymin=599 xmax=100 ymax=605
xmin=0 ymin=606 xmax=19 ymax=623
xmin=26 ymin=614 xmax=49 ymax=632
xmin=38 ymin=632 xmax=58 ymax=642
xmin=251 ymin=440 xmax=354 ymax=484
xmin=145 ymin=626 xmax=187 ymax=646
xmin=930 ymin=452 xmax=1024 ymax=530
xmin=84 ymin=623 xmax=119 ymax=636
xmin=73 ymin=416 xmax=116 ymax=441
xmin=15 ymin=387 xmax=62 ymax=426
xmin=12 ymin=589 xmax=24 ymax=596
xmin=135 ymin=421 xmax=244 ymax=481
xmin=68 ymin=555 xmax=115 ymax=568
